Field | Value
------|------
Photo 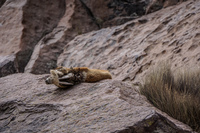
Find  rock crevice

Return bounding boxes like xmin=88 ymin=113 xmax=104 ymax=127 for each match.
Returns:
xmin=79 ymin=0 xmax=101 ymax=29
xmin=17 ymin=0 xmax=66 ymax=72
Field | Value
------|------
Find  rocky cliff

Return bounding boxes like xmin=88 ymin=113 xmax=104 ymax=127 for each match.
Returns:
xmin=0 ymin=0 xmax=198 ymax=132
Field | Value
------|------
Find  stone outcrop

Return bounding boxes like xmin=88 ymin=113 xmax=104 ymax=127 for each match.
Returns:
xmin=0 ymin=0 xmax=65 ymax=76
xmin=0 ymin=0 xmax=198 ymax=132
xmin=145 ymin=0 xmax=187 ymax=14
xmin=58 ymin=0 xmax=199 ymax=83
xmin=0 ymin=73 xmax=193 ymax=132
xmin=79 ymin=0 xmax=147 ymax=27
xmin=24 ymin=0 xmax=149 ymax=74
xmin=24 ymin=0 xmax=99 ymax=74
xmin=0 ymin=0 xmax=187 ymax=76
xmin=0 ymin=0 xmax=26 ymax=76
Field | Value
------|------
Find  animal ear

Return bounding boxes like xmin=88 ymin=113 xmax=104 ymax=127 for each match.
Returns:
xmin=50 ymin=70 xmax=57 ymax=77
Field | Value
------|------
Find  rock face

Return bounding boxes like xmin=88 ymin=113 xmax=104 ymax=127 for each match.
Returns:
xmin=0 ymin=74 xmax=193 ymax=133
xmin=79 ymin=0 xmax=147 ymax=27
xmin=24 ymin=0 xmax=99 ymax=74
xmin=24 ymin=0 xmax=150 ymax=74
xmin=0 ymin=0 xmax=65 ymax=76
xmin=145 ymin=0 xmax=187 ymax=14
xmin=0 ymin=0 xmax=186 ymax=76
xmin=0 ymin=0 xmax=26 ymax=76
xmin=58 ymin=0 xmax=199 ymax=83
xmin=0 ymin=0 xmax=198 ymax=132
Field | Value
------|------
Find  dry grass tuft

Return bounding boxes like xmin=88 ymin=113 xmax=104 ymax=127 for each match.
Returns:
xmin=140 ymin=64 xmax=200 ymax=132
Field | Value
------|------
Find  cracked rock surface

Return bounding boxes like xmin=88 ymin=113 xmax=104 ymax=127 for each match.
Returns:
xmin=0 ymin=0 xmax=198 ymax=132
xmin=0 ymin=0 xmax=187 ymax=76
xmin=58 ymin=0 xmax=200 ymax=83
xmin=0 ymin=0 xmax=65 ymax=76
xmin=0 ymin=73 xmax=193 ymax=133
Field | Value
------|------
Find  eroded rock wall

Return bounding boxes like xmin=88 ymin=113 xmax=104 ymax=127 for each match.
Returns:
xmin=17 ymin=0 xmax=66 ymax=72
xmin=0 ymin=0 xmax=26 ymax=76
xmin=58 ymin=0 xmax=199 ymax=83
xmin=80 ymin=0 xmax=147 ymax=27
xmin=0 ymin=0 xmax=197 ymax=132
xmin=0 ymin=0 xmax=187 ymax=76
xmin=25 ymin=0 xmax=188 ymax=74
xmin=0 ymin=0 xmax=66 ymax=76
xmin=24 ymin=0 xmax=99 ymax=74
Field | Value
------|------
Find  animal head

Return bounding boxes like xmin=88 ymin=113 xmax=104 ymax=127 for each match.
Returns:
xmin=45 ymin=66 xmax=71 ymax=84
xmin=45 ymin=68 xmax=77 ymax=88
xmin=45 ymin=70 xmax=58 ymax=84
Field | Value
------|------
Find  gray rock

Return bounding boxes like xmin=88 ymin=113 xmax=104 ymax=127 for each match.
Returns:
xmin=58 ymin=0 xmax=200 ymax=84
xmin=24 ymin=0 xmax=99 ymax=74
xmin=0 ymin=55 xmax=16 ymax=77
xmin=0 ymin=73 xmax=194 ymax=133
xmin=25 ymin=0 xmax=188 ymax=74
xmin=0 ymin=0 xmax=65 ymax=76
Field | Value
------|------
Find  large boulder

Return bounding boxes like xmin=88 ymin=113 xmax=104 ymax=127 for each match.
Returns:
xmin=0 ymin=0 xmax=197 ymax=132
xmin=145 ymin=0 xmax=187 ymax=14
xmin=78 ymin=0 xmax=188 ymax=27
xmin=58 ymin=0 xmax=200 ymax=83
xmin=0 ymin=73 xmax=194 ymax=132
xmin=0 ymin=0 xmax=65 ymax=77
xmin=24 ymin=0 xmax=148 ymax=74
xmin=0 ymin=0 xmax=188 ymax=76
xmin=79 ymin=0 xmax=147 ymax=27
xmin=24 ymin=0 xmax=99 ymax=74
xmin=24 ymin=0 xmax=188 ymax=75
xmin=0 ymin=0 xmax=26 ymax=76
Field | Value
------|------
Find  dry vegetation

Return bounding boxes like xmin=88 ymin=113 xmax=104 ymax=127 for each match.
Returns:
xmin=140 ymin=64 xmax=200 ymax=132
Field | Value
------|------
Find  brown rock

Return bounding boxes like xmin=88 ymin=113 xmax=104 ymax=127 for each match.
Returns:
xmin=0 ymin=0 xmax=188 ymax=76
xmin=0 ymin=0 xmax=26 ymax=76
xmin=25 ymin=0 xmax=99 ymax=74
xmin=80 ymin=0 xmax=188 ymax=27
xmin=0 ymin=0 xmax=6 ymax=8
xmin=80 ymin=0 xmax=147 ymax=27
xmin=27 ymin=0 xmax=187 ymax=74
xmin=0 ymin=55 xmax=16 ymax=77
xmin=145 ymin=0 xmax=187 ymax=14
xmin=0 ymin=0 xmax=198 ymax=132
xmin=58 ymin=0 xmax=200 ymax=83
xmin=0 ymin=73 xmax=194 ymax=132
xmin=0 ymin=0 xmax=65 ymax=76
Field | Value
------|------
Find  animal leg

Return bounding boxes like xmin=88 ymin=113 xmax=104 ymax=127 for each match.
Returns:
xmin=59 ymin=73 xmax=74 ymax=80
xmin=59 ymin=81 xmax=74 ymax=86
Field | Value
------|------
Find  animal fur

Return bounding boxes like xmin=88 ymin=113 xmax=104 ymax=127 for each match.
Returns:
xmin=45 ymin=67 xmax=112 ymax=88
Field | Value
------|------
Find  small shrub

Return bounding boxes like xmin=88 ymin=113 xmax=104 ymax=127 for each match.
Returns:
xmin=140 ymin=64 xmax=200 ymax=132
